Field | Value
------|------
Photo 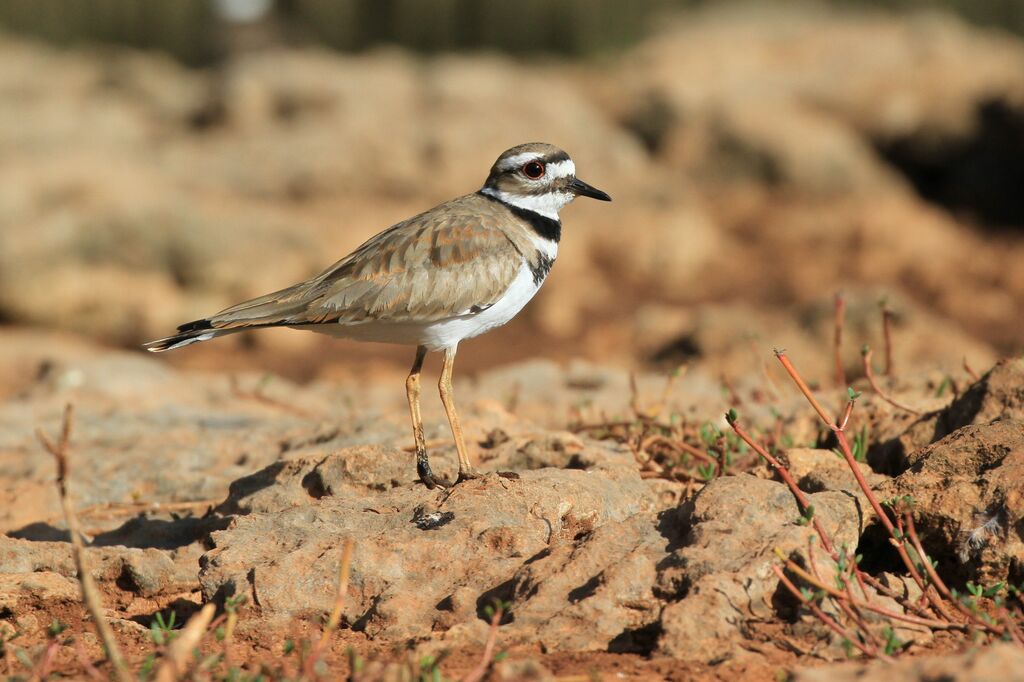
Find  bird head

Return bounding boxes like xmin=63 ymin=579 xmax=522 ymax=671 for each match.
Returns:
xmin=481 ymin=143 xmax=611 ymax=219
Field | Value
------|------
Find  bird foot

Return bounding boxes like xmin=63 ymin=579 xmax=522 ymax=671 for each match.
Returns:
xmin=418 ymin=459 xmax=453 ymax=489
xmin=456 ymin=469 xmax=483 ymax=484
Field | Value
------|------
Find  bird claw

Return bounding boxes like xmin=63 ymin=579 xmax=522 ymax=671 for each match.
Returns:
xmin=417 ymin=455 xmax=482 ymax=489
xmin=456 ymin=470 xmax=483 ymax=484
xmin=418 ymin=458 xmax=451 ymax=489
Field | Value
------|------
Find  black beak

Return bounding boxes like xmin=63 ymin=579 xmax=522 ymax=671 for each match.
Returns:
xmin=569 ymin=177 xmax=612 ymax=202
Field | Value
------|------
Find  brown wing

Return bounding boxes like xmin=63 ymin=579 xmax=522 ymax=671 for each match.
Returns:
xmin=205 ymin=194 xmax=524 ymax=329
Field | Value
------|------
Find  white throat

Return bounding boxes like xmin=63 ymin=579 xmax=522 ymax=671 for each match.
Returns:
xmin=479 ymin=187 xmax=574 ymax=221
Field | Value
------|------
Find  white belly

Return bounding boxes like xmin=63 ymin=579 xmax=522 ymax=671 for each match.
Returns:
xmin=301 ymin=261 xmax=544 ymax=351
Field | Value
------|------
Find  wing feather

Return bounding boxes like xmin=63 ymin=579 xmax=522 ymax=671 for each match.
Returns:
xmin=204 ymin=194 xmax=524 ymax=330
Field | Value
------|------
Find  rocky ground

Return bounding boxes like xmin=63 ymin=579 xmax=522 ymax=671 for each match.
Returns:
xmin=2 ymin=3 xmax=1024 ymax=680
xmin=1 ymin=332 xmax=1022 ymax=679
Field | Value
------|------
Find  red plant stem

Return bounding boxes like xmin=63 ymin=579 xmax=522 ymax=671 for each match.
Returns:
xmin=838 ymin=430 xmax=928 ymax=592
xmin=778 ymin=557 xmax=962 ymax=631
xmin=862 ymin=348 xmax=922 ymax=416
xmin=773 ymin=565 xmax=889 ymax=660
xmin=727 ymin=417 xmax=835 ymax=555
xmin=902 ymin=514 xmax=951 ymax=601
xmin=834 ymin=293 xmax=847 ymax=388
xmin=839 ymin=600 xmax=881 ymax=647
xmin=776 ymin=352 xmax=930 ymax=595
xmin=808 ymin=539 xmax=879 ymax=646
xmin=838 ymin=400 xmax=854 ymax=431
xmin=858 ymin=573 xmax=940 ymax=621
xmin=963 ymin=357 xmax=981 ymax=383
xmin=461 ymin=608 xmax=503 ymax=682
xmin=775 ymin=352 xmax=834 ymax=426
xmin=881 ymin=303 xmax=895 ymax=377
xmin=30 ymin=639 xmax=61 ymax=681
xmin=837 ymin=543 xmax=872 ymax=605
xmin=1001 ymin=607 xmax=1024 ymax=646
xmin=902 ymin=514 xmax=1003 ymax=630
xmin=715 ymin=436 xmax=728 ymax=477
xmin=641 ymin=435 xmax=715 ymax=465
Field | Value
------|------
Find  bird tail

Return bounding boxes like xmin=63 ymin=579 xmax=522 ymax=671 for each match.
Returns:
xmin=144 ymin=319 xmax=227 ymax=353
xmin=144 ymin=279 xmax=322 ymax=353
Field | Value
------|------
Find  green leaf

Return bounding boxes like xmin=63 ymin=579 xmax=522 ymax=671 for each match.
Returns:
xmin=882 ymin=626 xmax=904 ymax=656
xmin=47 ymin=619 xmax=68 ymax=638
xmin=697 ymin=463 xmax=716 ymax=481
xmin=15 ymin=648 xmax=34 ymax=668
xmin=983 ymin=582 xmax=1006 ymax=598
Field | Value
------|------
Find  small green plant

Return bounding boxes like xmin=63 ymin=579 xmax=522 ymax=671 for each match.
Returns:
xmin=697 ymin=462 xmax=716 ymax=481
xmin=46 ymin=619 xmax=68 ymax=638
xmin=482 ymin=598 xmax=510 ymax=620
xmin=417 ymin=652 xmax=451 ymax=682
xmin=966 ymin=581 xmax=1005 ymax=599
xmin=882 ymin=627 xmax=905 ymax=656
xmin=149 ymin=610 xmax=178 ymax=646
xmin=139 ymin=652 xmax=157 ymax=679
xmin=796 ymin=504 xmax=815 ymax=526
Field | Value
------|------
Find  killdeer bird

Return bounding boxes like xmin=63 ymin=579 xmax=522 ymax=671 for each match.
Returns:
xmin=146 ymin=143 xmax=611 ymax=488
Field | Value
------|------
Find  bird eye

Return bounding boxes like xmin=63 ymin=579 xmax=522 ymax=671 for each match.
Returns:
xmin=522 ymin=161 xmax=545 ymax=179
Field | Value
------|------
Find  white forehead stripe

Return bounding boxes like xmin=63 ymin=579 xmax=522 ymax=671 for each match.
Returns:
xmin=499 ymin=152 xmax=544 ymax=170
xmin=545 ymin=159 xmax=575 ymax=179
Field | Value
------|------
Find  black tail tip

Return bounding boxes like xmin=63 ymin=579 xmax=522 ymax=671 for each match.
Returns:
xmin=177 ymin=318 xmax=213 ymax=334
xmin=143 ymin=328 xmax=215 ymax=352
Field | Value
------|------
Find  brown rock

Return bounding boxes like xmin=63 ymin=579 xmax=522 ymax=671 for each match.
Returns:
xmin=199 ymin=441 xmax=659 ymax=649
xmin=502 ymin=513 xmax=665 ymax=652
xmin=938 ymin=359 xmax=1024 ymax=436
xmin=656 ymin=475 xmax=862 ymax=662
xmin=0 ymin=537 xmax=202 ymax=598
xmin=880 ymin=419 xmax=1024 ymax=585
xmin=0 ymin=571 xmax=79 ymax=610
xmin=785 ymin=447 xmax=886 ymax=527
xmin=872 ymin=358 xmax=1024 ymax=473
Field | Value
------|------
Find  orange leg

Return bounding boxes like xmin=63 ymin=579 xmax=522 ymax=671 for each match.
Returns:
xmin=438 ymin=346 xmax=479 ymax=483
xmin=406 ymin=346 xmax=444 ymax=488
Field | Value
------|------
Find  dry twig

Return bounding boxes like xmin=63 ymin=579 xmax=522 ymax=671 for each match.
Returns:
xmin=305 ymin=538 xmax=356 ymax=678
xmin=36 ymin=405 xmax=132 ymax=682
xmin=963 ymin=357 xmax=981 ymax=383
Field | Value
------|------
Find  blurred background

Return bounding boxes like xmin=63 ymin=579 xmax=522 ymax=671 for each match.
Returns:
xmin=1 ymin=0 xmax=1022 ymax=388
